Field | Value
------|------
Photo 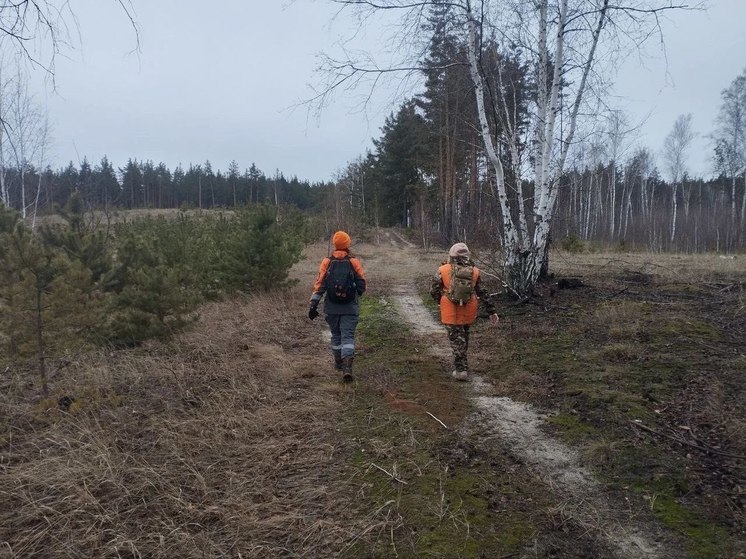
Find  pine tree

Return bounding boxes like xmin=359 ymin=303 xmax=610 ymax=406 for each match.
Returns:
xmin=370 ymin=101 xmax=429 ymax=227
xmin=105 ymin=218 xmax=201 ymax=346
xmin=0 ymin=205 xmax=99 ymax=395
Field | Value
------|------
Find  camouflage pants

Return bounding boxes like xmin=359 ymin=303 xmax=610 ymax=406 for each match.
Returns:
xmin=445 ymin=324 xmax=470 ymax=372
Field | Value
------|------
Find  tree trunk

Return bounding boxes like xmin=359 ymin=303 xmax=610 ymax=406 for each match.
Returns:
xmin=20 ymin=166 xmax=26 ymax=219
xmin=740 ymin=171 xmax=746 ymax=242
xmin=671 ymin=182 xmax=678 ymax=246
xmin=35 ymin=285 xmax=48 ymax=397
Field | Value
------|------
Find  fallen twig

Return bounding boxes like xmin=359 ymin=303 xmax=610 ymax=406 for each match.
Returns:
xmin=370 ymin=463 xmax=408 ymax=484
xmin=601 ymin=285 xmax=631 ymax=300
xmin=630 ymin=421 xmax=746 ymax=460
xmin=425 ymin=411 xmax=448 ymax=430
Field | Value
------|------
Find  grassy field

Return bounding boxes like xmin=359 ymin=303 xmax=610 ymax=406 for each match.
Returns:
xmin=1 ymin=240 xmax=744 ymax=558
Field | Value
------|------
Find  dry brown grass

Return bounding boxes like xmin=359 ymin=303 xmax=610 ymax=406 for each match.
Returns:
xmin=0 ymin=270 xmax=357 ymax=558
xmin=551 ymin=250 xmax=746 ymax=285
xmin=35 ymin=208 xmax=234 ymax=228
xmin=4 ymin=236 xmax=744 ymax=557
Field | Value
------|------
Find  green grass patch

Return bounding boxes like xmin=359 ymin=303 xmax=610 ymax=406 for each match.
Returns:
xmin=546 ymin=412 xmax=599 ymax=443
xmin=630 ymin=482 xmax=730 ymax=559
xmin=477 ymin=282 xmax=740 ymax=557
xmin=343 ymin=296 xmax=543 ymax=558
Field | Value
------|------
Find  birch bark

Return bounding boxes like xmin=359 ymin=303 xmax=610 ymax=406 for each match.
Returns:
xmin=316 ymin=0 xmax=686 ymax=294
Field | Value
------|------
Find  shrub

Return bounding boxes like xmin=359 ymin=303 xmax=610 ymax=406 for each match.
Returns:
xmin=561 ymin=234 xmax=585 ymax=253
xmin=0 ymin=206 xmax=101 ymax=394
xmin=103 ymin=206 xmax=305 ymax=344
xmin=213 ymin=206 xmax=304 ymax=291
xmin=104 ymin=216 xmax=203 ymax=345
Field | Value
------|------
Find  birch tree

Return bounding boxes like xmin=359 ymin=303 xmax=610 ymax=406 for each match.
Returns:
xmin=0 ymin=58 xmax=11 ymax=207
xmin=7 ymin=66 xmax=44 ymax=219
xmin=662 ymin=114 xmax=694 ymax=246
xmin=315 ymin=0 xmax=690 ymax=295
xmin=713 ymin=67 xmax=746 ymax=236
xmin=604 ymin=110 xmax=634 ymax=239
xmin=30 ymin=115 xmax=51 ymax=229
xmin=625 ymin=147 xmax=654 ymax=240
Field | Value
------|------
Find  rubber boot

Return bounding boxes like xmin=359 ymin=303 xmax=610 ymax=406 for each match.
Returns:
xmin=341 ymin=356 xmax=354 ymax=383
xmin=333 ymin=350 xmax=343 ymax=370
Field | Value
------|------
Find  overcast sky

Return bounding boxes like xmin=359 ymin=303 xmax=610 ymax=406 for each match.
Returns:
xmin=32 ymin=0 xmax=746 ymax=183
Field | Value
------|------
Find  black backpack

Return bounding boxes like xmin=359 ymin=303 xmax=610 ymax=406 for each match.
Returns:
xmin=324 ymin=256 xmax=357 ymax=304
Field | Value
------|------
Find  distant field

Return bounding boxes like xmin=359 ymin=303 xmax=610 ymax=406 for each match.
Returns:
xmin=35 ymin=207 xmax=237 ymax=227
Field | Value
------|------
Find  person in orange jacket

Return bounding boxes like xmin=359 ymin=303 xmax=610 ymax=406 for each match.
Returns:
xmin=430 ymin=242 xmax=498 ymax=381
xmin=309 ymin=231 xmax=366 ymax=382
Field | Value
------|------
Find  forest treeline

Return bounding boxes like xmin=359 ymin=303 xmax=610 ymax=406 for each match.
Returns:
xmin=2 ymin=151 xmax=742 ymax=253
xmin=2 ymin=8 xmax=745 ymax=253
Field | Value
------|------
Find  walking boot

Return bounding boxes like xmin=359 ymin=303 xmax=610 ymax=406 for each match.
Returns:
xmin=333 ymin=350 xmax=343 ymax=370
xmin=451 ymin=370 xmax=469 ymax=381
xmin=341 ymin=356 xmax=354 ymax=383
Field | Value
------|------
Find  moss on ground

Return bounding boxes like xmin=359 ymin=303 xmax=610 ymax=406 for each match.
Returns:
xmin=340 ymin=274 xmax=743 ymax=558
xmin=477 ymin=280 xmax=741 ymax=558
xmin=341 ymin=296 xmax=544 ymax=558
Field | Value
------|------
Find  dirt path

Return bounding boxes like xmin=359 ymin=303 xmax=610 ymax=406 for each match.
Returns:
xmin=377 ymin=240 xmax=669 ymax=559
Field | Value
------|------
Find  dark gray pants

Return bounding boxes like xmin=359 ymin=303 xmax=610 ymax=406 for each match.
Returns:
xmin=326 ymin=314 xmax=359 ymax=358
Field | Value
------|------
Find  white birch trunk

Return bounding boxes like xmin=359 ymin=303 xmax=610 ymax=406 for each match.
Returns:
xmin=610 ymin=164 xmax=617 ymax=238
xmin=739 ymin=167 xmax=746 ymax=242
xmin=732 ymin=174 xmax=737 ymax=224
xmin=20 ymin=166 xmax=26 ymax=218
xmin=466 ymin=15 xmax=516 ymax=251
xmin=670 ymin=182 xmax=678 ymax=245
xmin=0 ymin=68 xmax=6 ymax=207
xmin=0 ymin=126 xmax=6 ymax=207
xmin=31 ymin=117 xmax=49 ymax=230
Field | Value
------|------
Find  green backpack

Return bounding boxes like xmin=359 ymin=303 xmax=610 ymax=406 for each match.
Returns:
xmin=447 ymin=264 xmax=475 ymax=305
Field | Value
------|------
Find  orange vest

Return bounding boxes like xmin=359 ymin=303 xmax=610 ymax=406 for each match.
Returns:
xmin=439 ymin=263 xmax=479 ymax=325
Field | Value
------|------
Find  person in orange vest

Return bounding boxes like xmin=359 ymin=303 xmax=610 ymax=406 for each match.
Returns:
xmin=430 ymin=242 xmax=498 ymax=381
xmin=309 ymin=231 xmax=367 ymax=382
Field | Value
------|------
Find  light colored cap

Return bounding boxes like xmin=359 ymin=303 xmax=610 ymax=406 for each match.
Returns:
xmin=448 ymin=242 xmax=470 ymax=258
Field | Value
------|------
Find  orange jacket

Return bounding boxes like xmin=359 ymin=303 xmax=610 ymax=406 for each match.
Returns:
xmin=437 ymin=263 xmax=479 ymax=325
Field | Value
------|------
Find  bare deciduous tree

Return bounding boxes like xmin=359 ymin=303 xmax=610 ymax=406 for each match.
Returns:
xmin=7 ymin=64 xmax=48 ymax=220
xmin=713 ymin=67 xmax=746 ymax=239
xmin=662 ymin=113 xmax=694 ymax=245
xmin=0 ymin=57 xmax=11 ymax=207
xmin=0 ymin=0 xmax=138 ymax=77
xmin=313 ymin=0 xmax=693 ymax=295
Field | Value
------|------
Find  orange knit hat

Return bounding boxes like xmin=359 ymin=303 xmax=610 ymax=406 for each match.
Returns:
xmin=332 ymin=230 xmax=351 ymax=250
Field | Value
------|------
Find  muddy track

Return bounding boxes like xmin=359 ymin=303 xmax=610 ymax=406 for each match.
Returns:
xmin=382 ymin=244 xmax=673 ymax=559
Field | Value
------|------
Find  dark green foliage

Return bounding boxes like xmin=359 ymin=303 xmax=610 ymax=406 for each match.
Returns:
xmin=369 ymin=101 xmax=430 ymax=227
xmin=1 ymin=201 xmax=308 ymax=381
xmin=212 ymin=206 xmax=304 ymax=291
xmin=103 ymin=206 xmax=304 ymax=345
xmin=39 ymin=191 xmax=113 ymax=282
xmin=104 ymin=221 xmax=201 ymax=346
xmin=560 ymin=234 xmax=585 ymax=253
xmin=0 ymin=205 xmax=99 ymax=394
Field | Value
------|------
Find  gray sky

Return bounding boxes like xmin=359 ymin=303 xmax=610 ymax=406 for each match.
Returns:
xmin=34 ymin=0 xmax=746 ymax=182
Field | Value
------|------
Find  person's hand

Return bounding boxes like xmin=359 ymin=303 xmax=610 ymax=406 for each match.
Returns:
xmin=308 ymin=303 xmax=319 ymax=320
xmin=489 ymin=313 xmax=499 ymax=326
